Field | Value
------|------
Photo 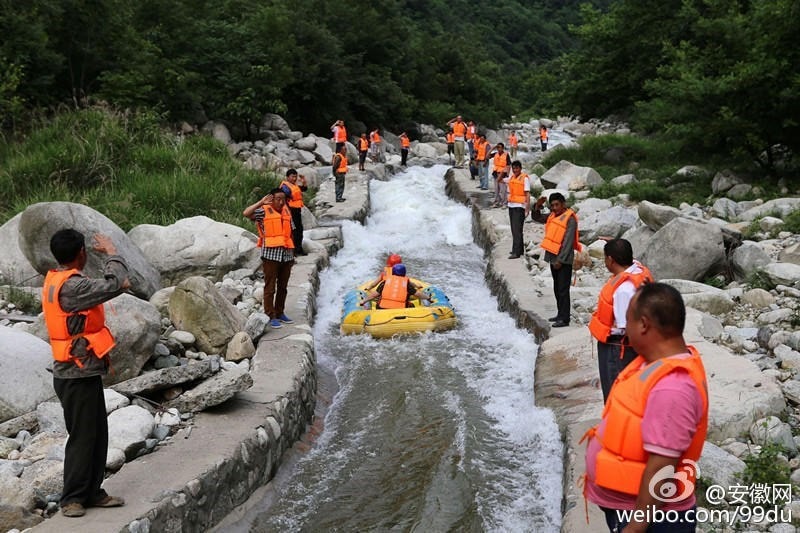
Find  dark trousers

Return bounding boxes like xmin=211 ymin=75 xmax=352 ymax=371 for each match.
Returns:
xmin=602 ymin=506 xmax=696 ymax=532
xmin=597 ymin=337 xmax=639 ymax=402
xmin=289 ymin=206 xmax=304 ymax=255
xmin=401 ymin=148 xmax=408 ymax=166
xmin=335 ymin=142 xmax=344 ymax=152
xmin=550 ymin=261 xmax=572 ymax=323
xmin=358 ymin=150 xmax=367 ymax=169
xmin=54 ymin=375 xmax=109 ymax=506
xmin=334 ymin=172 xmax=346 ymax=201
xmin=509 ymin=207 xmax=525 ymax=256
xmin=262 ymin=259 xmax=293 ymax=318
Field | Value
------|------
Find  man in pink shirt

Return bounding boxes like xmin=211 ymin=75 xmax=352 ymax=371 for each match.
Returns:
xmin=584 ymin=282 xmax=708 ymax=532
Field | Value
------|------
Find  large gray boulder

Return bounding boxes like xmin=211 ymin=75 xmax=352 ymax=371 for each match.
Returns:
xmin=260 ymin=113 xmax=290 ymax=132
xmin=107 ymin=405 xmax=155 ymax=460
xmin=779 ymin=242 xmax=800 ymax=265
xmin=540 ymin=160 xmax=603 ymax=190
xmin=739 ymin=198 xmax=800 ymax=222
xmin=18 ymin=202 xmax=161 ymax=299
xmin=0 ymin=327 xmax=55 ymax=423
xmin=763 ymin=263 xmax=800 ymax=286
xmin=640 ymin=218 xmax=726 ymax=281
xmin=0 ymin=214 xmax=43 ymax=287
xmin=103 ymin=294 xmax=162 ymax=385
xmin=637 ymin=201 xmax=682 ymax=232
xmin=169 ymin=276 xmax=245 ymax=354
xmin=578 ymin=206 xmax=640 ymax=241
xmin=620 ymin=225 xmax=655 ymax=259
xmin=731 ymin=241 xmax=771 ymax=281
xmin=128 ymin=216 xmax=261 ymax=286
xmin=661 ymin=279 xmax=735 ymax=315
xmin=164 ymin=365 xmax=253 ymax=413
xmin=111 ymin=358 xmax=218 ymax=397
xmin=698 ymin=441 xmax=746 ymax=489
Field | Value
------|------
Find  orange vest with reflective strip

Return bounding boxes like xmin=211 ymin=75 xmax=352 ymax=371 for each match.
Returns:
xmin=446 ymin=132 xmax=454 ymax=144
xmin=359 ymin=138 xmax=369 ymax=151
xmin=334 ymin=125 xmax=347 ymax=143
xmin=509 ymin=133 xmax=518 ymax=147
xmin=452 ymin=122 xmax=467 ymax=137
xmin=493 ymin=152 xmax=509 ymax=174
xmin=587 ymin=347 xmax=708 ymax=496
xmin=541 ymin=208 xmax=579 ymax=255
xmin=588 ymin=262 xmax=654 ymax=342
xmin=507 ymin=172 xmax=528 ymax=204
xmin=475 ymin=140 xmax=489 ymax=161
xmin=401 ymin=136 xmax=410 ymax=148
xmin=280 ymin=180 xmax=303 ymax=209
xmin=257 ymin=206 xmax=294 ymax=248
xmin=379 ymin=275 xmax=409 ymax=309
xmin=335 ymin=153 xmax=348 ymax=173
xmin=42 ymin=269 xmax=115 ymax=366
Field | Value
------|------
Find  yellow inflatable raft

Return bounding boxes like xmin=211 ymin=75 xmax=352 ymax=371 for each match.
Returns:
xmin=340 ymin=278 xmax=457 ymax=338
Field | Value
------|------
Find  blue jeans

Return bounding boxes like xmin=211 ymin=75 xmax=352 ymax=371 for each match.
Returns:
xmin=334 ymin=172 xmax=345 ymax=200
xmin=478 ymin=161 xmax=489 ymax=189
xmin=602 ymin=506 xmax=696 ymax=532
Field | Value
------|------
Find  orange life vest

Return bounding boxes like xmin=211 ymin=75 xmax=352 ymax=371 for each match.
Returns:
xmin=541 ymin=208 xmax=579 ymax=255
xmin=509 ymin=133 xmax=518 ymax=147
xmin=257 ymin=206 xmax=294 ymax=249
xmin=280 ymin=180 xmax=304 ymax=209
xmin=493 ymin=152 xmax=509 ymax=174
xmin=539 ymin=128 xmax=548 ymax=141
xmin=379 ymin=275 xmax=409 ymax=309
xmin=588 ymin=262 xmax=654 ymax=342
xmin=359 ymin=138 xmax=369 ymax=151
xmin=380 ymin=266 xmax=392 ymax=280
xmin=507 ymin=172 xmax=528 ymax=204
xmin=467 ymin=124 xmax=476 ymax=140
xmin=334 ymin=125 xmax=347 ymax=143
xmin=586 ymin=347 xmax=708 ymax=496
xmin=446 ymin=132 xmax=454 ymax=144
xmin=401 ymin=136 xmax=410 ymax=148
xmin=452 ymin=121 xmax=467 ymax=137
xmin=335 ymin=152 xmax=348 ymax=174
xmin=370 ymin=132 xmax=381 ymax=144
xmin=42 ymin=269 xmax=115 ymax=367
xmin=474 ymin=140 xmax=489 ymax=161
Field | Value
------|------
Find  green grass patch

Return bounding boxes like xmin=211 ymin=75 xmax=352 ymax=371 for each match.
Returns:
xmin=0 ymin=108 xmax=279 ymax=231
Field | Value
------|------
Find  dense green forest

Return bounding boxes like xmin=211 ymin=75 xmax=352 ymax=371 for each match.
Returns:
xmin=1 ymin=0 xmax=798 ymax=178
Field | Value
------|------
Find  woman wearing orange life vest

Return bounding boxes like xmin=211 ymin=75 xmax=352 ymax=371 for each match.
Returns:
xmin=445 ymin=131 xmax=455 ymax=163
xmin=363 ymin=263 xmax=431 ymax=309
xmin=531 ymin=192 xmax=579 ymax=327
xmin=357 ymin=133 xmax=369 ymax=171
xmin=588 ymin=239 xmax=654 ymax=402
xmin=280 ymin=168 xmax=308 ymax=256
xmin=399 ymin=132 xmax=411 ymax=166
xmin=506 ymin=161 xmax=530 ymax=259
xmin=243 ymin=188 xmax=295 ymax=329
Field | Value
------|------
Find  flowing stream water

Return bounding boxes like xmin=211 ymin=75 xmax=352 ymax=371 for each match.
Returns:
xmin=227 ymin=164 xmax=564 ymax=532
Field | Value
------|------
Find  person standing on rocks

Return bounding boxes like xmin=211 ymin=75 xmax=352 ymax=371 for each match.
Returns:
xmin=369 ymin=128 xmax=382 ymax=163
xmin=583 ymin=282 xmax=708 ymax=532
xmin=358 ymin=132 xmax=369 ymax=171
xmin=243 ymin=188 xmax=296 ymax=329
xmin=508 ymin=131 xmax=519 ymax=159
xmin=488 ymin=143 xmax=511 ymax=208
xmin=399 ymin=132 xmax=410 ymax=166
xmin=531 ymin=192 xmax=579 ymax=327
xmin=280 ymin=168 xmax=308 ymax=256
xmin=43 ymin=229 xmax=129 ymax=517
xmin=332 ymin=144 xmax=348 ymax=202
xmin=588 ymin=239 xmax=654 ymax=402
xmin=473 ymin=133 xmax=491 ymax=190
xmin=446 ymin=131 xmax=455 ymax=164
xmin=538 ymin=124 xmax=549 ymax=151
xmin=506 ymin=161 xmax=530 ymax=259
xmin=447 ymin=115 xmax=468 ymax=167
xmin=331 ymin=119 xmax=347 ymax=152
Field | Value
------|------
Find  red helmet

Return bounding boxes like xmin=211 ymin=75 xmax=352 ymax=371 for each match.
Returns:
xmin=386 ymin=254 xmax=402 ymax=267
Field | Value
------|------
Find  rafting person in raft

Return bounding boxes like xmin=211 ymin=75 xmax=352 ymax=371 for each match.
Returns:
xmin=363 ymin=264 xmax=432 ymax=309
xmin=364 ymin=253 xmax=403 ymax=291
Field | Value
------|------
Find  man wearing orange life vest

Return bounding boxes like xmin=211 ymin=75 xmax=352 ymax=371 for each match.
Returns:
xmin=447 ymin=115 xmax=468 ymax=167
xmin=466 ymin=120 xmax=477 ymax=159
xmin=43 ymin=229 xmax=129 ymax=517
xmin=357 ymin=133 xmax=369 ymax=171
xmin=369 ymin=128 xmax=382 ymax=163
xmin=332 ymin=144 xmax=348 ymax=202
xmin=508 ymin=131 xmax=519 ymax=159
xmin=399 ymin=132 xmax=411 ymax=166
xmin=473 ymin=133 xmax=491 ymax=190
xmin=243 ymin=188 xmax=296 ymax=329
xmin=331 ymin=119 xmax=347 ymax=152
xmin=280 ymin=168 xmax=308 ymax=256
xmin=488 ymin=143 xmax=511 ymax=208
xmin=588 ymin=239 xmax=654 ymax=402
xmin=445 ymin=131 xmax=455 ymax=164
xmin=531 ymin=192 xmax=579 ymax=327
xmin=584 ymin=283 xmax=708 ymax=532
xmin=363 ymin=263 xmax=431 ymax=309
xmin=506 ymin=161 xmax=530 ymax=259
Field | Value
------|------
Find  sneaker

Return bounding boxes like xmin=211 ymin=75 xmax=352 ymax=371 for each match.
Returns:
xmin=90 ymin=495 xmax=125 ymax=508
xmin=269 ymin=319 xmax=283 ymax=329
xmin=278 ymin=313 xmax=294 ymax=324
xmin=336 ymin=198 xmax=346 ymax=202
xmin=62 ymin=502 xmax=86 ymax=517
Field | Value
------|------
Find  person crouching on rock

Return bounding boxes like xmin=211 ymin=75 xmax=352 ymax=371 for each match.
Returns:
xmin=43 ymin=229 xmax=130 ymax=517
xmin=243 ymin=188 xmax=296 ymax=329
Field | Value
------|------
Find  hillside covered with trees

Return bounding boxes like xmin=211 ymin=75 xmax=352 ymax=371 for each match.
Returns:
xmin=1 ymin=0 xmax=798 ymax=178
